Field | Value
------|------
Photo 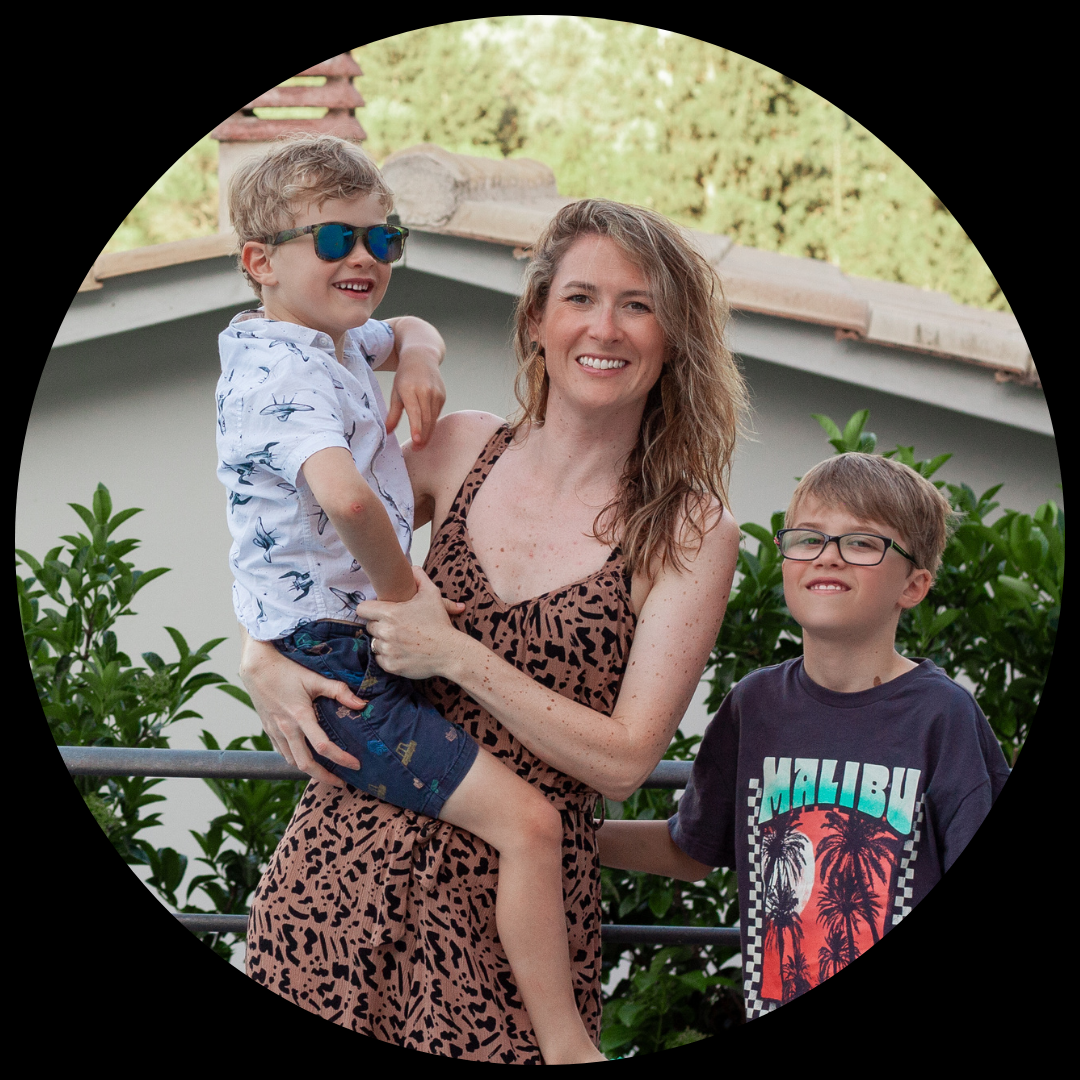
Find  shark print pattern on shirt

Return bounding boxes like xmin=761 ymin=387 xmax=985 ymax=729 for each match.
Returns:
xmin=216 ymin=312 xmax=413 ymax=640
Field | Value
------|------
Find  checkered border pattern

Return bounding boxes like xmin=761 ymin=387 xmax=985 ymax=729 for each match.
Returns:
xmin=743 ymin=778 xmax=777 ymax=1020
xmin=891 ymin=797 xmax=925 ymax=926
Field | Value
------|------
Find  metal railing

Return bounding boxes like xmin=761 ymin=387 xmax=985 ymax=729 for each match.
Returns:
xmin=63 ymin=746 xmax=740 ymax=948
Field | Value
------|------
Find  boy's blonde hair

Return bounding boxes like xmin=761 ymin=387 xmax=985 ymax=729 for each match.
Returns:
xmin=228 ymin=133 xmax=394 ymax=297
xmin=786 ymin=453 xmax=956 ymax=579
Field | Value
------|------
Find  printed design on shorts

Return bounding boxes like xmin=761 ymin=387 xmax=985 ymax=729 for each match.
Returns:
xmin=255 ymin=598 xmax=266 ymax=625
xmin=253 ymin=517 xmax=281 ymax=562
xmin=311 ymin=505 xmax=329 ymax=536
xmin=228 ymin=491 xmax=253 ymax=513
xmin=745 ymin=756 xmax=923 ymax=1014
xmin=279 ymin=570 xmax=314 ymax=600
xmin=246 ymin=427 xmax=632 ymax=1061
xmin=277 ymin=482 xmax=297 ymax=497
xmin=260 ymin=394 xmax=315 ymax=421
xmin=344 ymin=420 xmax=356 ymax=447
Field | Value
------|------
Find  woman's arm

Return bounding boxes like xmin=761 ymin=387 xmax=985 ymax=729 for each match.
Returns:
xmin=237 ymin=625 xmax=368 ymax=786
xmin=358 ymin=507 xmax=741 ymax=801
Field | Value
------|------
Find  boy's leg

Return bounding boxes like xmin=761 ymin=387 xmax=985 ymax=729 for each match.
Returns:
xmin=439 ymin=751 xmax=607 ymax=1064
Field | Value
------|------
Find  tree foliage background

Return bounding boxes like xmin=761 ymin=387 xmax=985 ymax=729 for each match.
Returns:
xmin=101 ymin=18 xmax=1006 ymax=313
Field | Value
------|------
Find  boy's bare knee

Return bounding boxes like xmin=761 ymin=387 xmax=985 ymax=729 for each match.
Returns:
xmin=505 ymin=793 xmax=563 ymax=851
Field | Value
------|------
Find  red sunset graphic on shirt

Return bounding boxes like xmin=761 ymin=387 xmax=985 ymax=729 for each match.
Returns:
xmin=759 ymin=806 xmax=899 ymax=1005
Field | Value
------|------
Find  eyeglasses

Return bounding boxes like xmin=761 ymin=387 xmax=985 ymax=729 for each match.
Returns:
xmin=263 ymin=222 xmax=409 ymax=264
xmin=774 ymin=529 xmax=918 ymax=567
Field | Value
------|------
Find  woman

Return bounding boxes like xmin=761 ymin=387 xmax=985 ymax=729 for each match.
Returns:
xmin=240 ymin=199 xmax=747 ymax=1061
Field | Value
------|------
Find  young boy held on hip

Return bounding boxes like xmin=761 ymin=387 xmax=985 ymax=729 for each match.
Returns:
xmin=216 ymin=134 xmax=607 ymax=1063
xmin=598 ymin=452 xmax=1010 ymax=1017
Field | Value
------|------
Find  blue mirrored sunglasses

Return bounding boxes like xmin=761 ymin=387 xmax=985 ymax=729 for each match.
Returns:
xmin=265 ymin=222 xmax=409 ymax=264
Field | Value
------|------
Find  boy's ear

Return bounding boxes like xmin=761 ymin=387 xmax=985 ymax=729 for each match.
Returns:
xmin=242 ymin=241 xmax=277 ymax=288
xmin=898 ymin=568 xmax=933 ymax=610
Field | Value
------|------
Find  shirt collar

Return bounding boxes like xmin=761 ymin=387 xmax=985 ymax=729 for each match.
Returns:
xmin=228 ymin=309 xmax=338 ymax=355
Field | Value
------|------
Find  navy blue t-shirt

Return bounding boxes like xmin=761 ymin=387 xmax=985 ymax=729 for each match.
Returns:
xmin=669 ymin=658 xmax=1009 ymax=1018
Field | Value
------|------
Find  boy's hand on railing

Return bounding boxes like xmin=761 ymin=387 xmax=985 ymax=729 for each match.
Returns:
xmin=238 ymin=628 xmax=364 ymax=787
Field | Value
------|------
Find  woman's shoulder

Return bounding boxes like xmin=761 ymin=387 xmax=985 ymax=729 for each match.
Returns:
xmin=404 ymin=411 xmax=508 ymax=519
xmin=668 ymin=495 xmax=740 ymax=575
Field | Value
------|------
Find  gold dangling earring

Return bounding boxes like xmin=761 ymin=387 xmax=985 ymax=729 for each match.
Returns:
xmin=528 ymin=341 xmax=547 ymax=401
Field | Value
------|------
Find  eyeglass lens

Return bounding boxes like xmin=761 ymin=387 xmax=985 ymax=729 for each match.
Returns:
xmin=781 ymin=530 xmax=888 ymax=564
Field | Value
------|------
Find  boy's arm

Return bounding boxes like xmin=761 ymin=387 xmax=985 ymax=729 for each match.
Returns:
xmin=598 ymin=819 xmax=716 ymax=882
xmin=301 ymin=447 xmax=416 ymax=603
xmin=381 ymin=316 xmax=446 ymax=449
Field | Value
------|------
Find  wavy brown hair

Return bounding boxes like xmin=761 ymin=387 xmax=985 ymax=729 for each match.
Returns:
xmin=512 ymin=199 xmax=748 ymax=578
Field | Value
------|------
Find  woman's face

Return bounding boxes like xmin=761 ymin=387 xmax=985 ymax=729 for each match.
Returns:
xmin=532 ymin=234 xmax=667 ymax=417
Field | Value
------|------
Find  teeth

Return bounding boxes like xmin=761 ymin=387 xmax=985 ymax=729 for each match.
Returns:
xmin=810 ymin=584 xmax=845 ymax=591
xmin=577 ymin=356 xmax=627 ymax=370
xmin=335 ymin=283 xmax=370 ymax=292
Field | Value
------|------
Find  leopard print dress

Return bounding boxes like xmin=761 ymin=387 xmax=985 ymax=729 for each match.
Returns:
xmin=246 ymin=426 xmax=638 ymax=1062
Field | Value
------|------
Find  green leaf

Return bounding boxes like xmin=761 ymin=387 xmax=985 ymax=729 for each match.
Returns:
xmin=106 ymin=506 xmax=143 ymax=536
xmin=648 ymin=889 xmax=674 ymax=918
xmin=841 ymin=409 xmax=870 ymax=447
xmin=130 ymin=567 xmax=170 ymax=595
xmin=995 ymin=575 xmax=1038 ymax=604
xmin=740 ymin=522 xmax=775 ymax=548
xmin=92 ymin=484 xmax=113 ymax=524
xmin=165 ymin=626 xmax=191 ymax=660
xmin=217 ymin=684 xmax=256 ymax=710
xmin=811 ymin=413 xmax=843 ymax=443
xmin=68 ymin=502 xmax=97 ymax=533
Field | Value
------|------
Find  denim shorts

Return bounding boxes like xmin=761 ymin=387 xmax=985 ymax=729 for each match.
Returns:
xmin=273 ymin=620 xmax=479 ymax=817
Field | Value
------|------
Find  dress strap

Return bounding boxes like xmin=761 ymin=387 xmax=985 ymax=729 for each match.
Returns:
xmin=445 ymin=424 xmax=514 ymax=522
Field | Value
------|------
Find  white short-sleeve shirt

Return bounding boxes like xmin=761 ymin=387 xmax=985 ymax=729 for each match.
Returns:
xmin=216 ymin=311 xmax=414 ymax=640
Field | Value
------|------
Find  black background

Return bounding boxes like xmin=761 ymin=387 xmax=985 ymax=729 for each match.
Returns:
xmin=25 ymin=20 xmax=1055 ymax=1065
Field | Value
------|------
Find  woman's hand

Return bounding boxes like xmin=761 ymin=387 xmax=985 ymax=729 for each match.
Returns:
xmin=355 ymin=567 xmax=466 ymax=680
xmin=238 ymin=628 xmax=366 ymax=787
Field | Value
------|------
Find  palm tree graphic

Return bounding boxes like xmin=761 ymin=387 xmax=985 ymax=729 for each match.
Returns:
xmin=762 ymin=814 xmax=807 ymax=897
xmin=816 ymin=865 xmax=882 ymax=965
xmin=761 ymin=815 xmax=810 ymax=1002
xmin=817 ymin=925 xmax=854 ymax=983
xmin=765 ymin=880 xmax=804 ymax=1001
xmin=782 ymin=942 xmax=813 ymax=1002
xmin=817 ymin=809 xmax=896 ymax=944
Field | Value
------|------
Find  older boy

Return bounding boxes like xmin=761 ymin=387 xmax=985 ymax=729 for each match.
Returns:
xmin=217 ymin=135 xmax=605 ymax=1062
xmin=598 ymin=453 xmax=1010 ymax=1017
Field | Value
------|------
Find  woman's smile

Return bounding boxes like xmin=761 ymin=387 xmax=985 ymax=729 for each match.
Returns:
xmin=534 ymin=234 xmax=666 ymax=406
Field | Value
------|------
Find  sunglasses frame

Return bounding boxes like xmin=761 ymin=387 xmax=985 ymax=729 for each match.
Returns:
xmin=774 ymin=528 xmax=918 ymax=567
xmin=264 ymin=222 xmax=410 ymax=264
